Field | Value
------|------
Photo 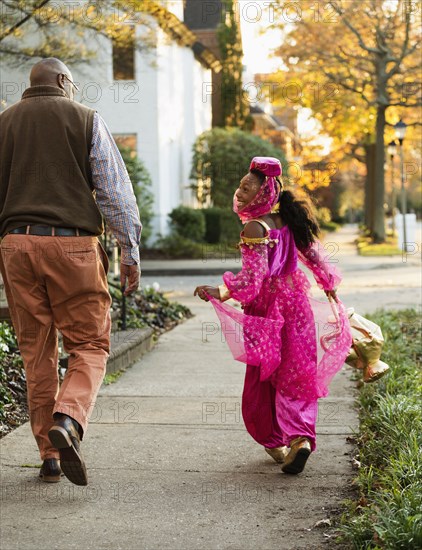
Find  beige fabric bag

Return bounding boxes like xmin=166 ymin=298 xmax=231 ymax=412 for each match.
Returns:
xmin=324 ymin=297 xmax=390 ymax=383
xmin=345 ymin=308 xmax=390 ymax=383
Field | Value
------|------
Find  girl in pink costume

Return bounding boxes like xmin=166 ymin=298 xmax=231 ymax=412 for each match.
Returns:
xmin=194 ymin=156 xmax=352 ymax=474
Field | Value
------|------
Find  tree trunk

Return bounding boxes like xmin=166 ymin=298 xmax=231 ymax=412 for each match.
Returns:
xmin=372 ymin=105 xmax=386 ymax=242
xmin=364 ymin=143 xmax=376 ymax=234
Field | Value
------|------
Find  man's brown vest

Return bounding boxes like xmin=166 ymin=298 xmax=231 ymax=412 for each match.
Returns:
xmin=0 ymin=85 xmax=103 ymax=237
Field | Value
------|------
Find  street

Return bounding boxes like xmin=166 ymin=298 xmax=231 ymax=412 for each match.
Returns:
xmin=142 ymin=224 xmax=422 ymax=314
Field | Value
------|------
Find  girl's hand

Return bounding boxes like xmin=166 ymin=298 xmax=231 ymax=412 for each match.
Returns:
xmin=194 ymin=285 xmax=220 ymax=302
xmin=324 ymin=289 xmax=338 ymax=302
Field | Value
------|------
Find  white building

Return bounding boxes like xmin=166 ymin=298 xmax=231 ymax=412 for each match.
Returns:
xmin=0 ymin=1 xmax=221 ymax=242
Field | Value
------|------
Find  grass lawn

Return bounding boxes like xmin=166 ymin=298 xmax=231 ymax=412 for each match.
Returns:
xmin=338 ymin=309 xmax=422 ymax=549
xmin=357 ymin=235 xmax=402 ymax=256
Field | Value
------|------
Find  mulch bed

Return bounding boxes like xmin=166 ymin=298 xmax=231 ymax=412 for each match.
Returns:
xmin=0 ymin=353 xmax=28 ymax=438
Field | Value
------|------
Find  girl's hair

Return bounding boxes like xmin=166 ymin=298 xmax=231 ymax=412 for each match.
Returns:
xmin=250 ymin=169 xmax=320 ymax=250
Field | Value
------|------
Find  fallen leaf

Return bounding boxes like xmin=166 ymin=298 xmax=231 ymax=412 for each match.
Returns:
xmin=314 ymin=518 xmax=331 ymax=528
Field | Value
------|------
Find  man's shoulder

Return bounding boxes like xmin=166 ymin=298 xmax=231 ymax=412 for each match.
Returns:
xmin=0 ymin=98 xmax=96 ymax=118
xmin=65 ymin=100 xmax=96 ymax=116
xmin=0 ymin=100 xmax=23 ymax=119
xmin=59 ymin=100 xmax=96 ymax=130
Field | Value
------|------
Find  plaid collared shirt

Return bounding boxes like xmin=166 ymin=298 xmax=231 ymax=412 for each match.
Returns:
xmin=90 ymin=112 xmax=142 ymax=265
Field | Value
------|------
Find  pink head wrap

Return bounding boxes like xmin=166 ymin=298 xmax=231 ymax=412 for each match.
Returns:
xmin=233 ymin=157 xmax=282 ymax=223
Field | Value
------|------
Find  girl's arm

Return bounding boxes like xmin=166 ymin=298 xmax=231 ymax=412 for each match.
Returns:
xmin=221 ymin=221 xmax=271 ymax=304
xmin=195 ymin=221 xmax=273 ymax=304
xmin=222 ymin=244 xmax=269 ymax=304
xmin=297 ymin=241 xmax=342 ymax=291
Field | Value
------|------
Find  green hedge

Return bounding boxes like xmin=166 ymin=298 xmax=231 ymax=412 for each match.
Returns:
xmin=157 ymin=206 xmax=242 ymax=258
xmin=202 ymin=207 xmax=242 ymax=244
xmin=168 ymin=206 xmax=205 ymax=243
xmin=316 ymin=207 xmax=339 ymax=232
xmin=155 ymin=233 xmax=204 ymax=259
xmin=191 ymin=127 xmax=288 ymax=207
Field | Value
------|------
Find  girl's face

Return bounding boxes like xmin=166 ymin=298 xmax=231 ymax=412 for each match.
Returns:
xmin=235 ymin=173 xmax=261 ymax=209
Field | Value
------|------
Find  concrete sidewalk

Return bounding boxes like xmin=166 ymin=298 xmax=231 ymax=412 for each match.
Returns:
xmin=0 ymin=295 xmax=357 ymax=550
xmin=1 ymin=224 xmax=419 ymax=549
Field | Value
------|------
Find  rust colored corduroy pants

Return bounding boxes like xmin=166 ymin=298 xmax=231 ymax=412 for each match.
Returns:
xmin=0 ymin=235 xmax=111 ymax=460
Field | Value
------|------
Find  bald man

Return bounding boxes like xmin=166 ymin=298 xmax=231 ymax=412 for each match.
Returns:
xmin=30 ymin=57 xmax=77 ymax=96
xmin=0 ymin=58 xmax=142 ymax=485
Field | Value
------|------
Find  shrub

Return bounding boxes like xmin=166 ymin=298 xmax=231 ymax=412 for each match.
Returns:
xmin=203 ymin=207 xmax=221 ymax=244
xmin=118 ymin=146 xmax=154 ymax=244
xmin=0 ymin=322 xmax=26 ymax=434
xmin=321 ymin=220 xmax=339 ymax=232
xmin=316 ymin=207 xmax=339 ymax=232
xmin=108 ymin=286 xmax=192 ymax=333
xmin=155 ymin=233 xmax=204 ymax=259
xmin=191 ymin=127 xmax=288 ymax=207
xmin=316 ymin=206 xmax=332 ymax=225
xmin=168 ymin=206 xmax=206 ymax=243
xmin=203 ymin=207 xmax=242 ymax=244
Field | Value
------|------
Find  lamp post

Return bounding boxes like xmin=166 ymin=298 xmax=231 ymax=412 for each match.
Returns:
xmin=394 ymin=120 xmax=408 ymax=252
xmin=387 ymin=140 xmax=397 ymax=235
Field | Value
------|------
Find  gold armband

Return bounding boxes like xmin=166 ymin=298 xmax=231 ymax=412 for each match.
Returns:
xmin=218 ymin=284 xmax=231 ymax=302
xmin=238 ymin=235 xmax=279 ymax=249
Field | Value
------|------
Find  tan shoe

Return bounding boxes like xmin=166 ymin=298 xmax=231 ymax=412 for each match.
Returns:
xmin=281 ymin=437 xmax=311 ymax=474
xmin=265 ymin=446 xmax=289 ymax=464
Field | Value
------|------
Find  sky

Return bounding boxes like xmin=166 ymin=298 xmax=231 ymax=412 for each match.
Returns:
xmin=239 ymin=6 xmax=332 ymax=155
xmin=239 ymin=3 xmax=284 ymax=77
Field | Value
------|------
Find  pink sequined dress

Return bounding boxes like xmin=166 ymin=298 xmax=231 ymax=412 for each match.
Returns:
xmin=210 ymin=221 xmax=352 ymax=451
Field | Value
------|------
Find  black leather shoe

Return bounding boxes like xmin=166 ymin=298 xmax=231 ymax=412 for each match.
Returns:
xmin=48 ymin=415 xmax=88 ymax=486
xmin=39 ymin=458 xmax=63 ymax=483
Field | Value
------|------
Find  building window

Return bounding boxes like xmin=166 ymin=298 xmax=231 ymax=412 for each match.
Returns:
xmin=113 ymin=134 xmax=137 ymax=154
xmin=112 ymin=26 xmax=135 ymax=80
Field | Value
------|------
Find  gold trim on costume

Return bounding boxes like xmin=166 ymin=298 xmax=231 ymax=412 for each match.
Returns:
xmin=238 ymin=219 xmax=279 ymax=248
xmin=218 ymin=284 xmax=231 ymax=302
xmin=238 ymin=235 xmax=279 ymax=249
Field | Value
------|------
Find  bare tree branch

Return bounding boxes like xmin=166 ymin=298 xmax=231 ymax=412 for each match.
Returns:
xmin=338 ymin=45 xmax=372 ymax=66
xmin=0 ymin=0 xmax=52 ymax=42
xmin=349 ymin=141 xmax=366 ymax=163
xmin=368 ymin=0 xmax=381 ymax=26
xmin=320 ymin=66 xmax=373 ymax=105
xmin=328 ymin=1 xmax=380 ymax=54
xmin=336 ymin=46 xmax=374 ymax=75
xmin=386 ymin=1 xmax=412 ymax=78
xmin=384 ymin=0 xmax=401 ymax=37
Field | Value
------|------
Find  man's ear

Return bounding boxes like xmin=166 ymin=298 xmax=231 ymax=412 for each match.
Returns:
xmin=57 ymin=73 xmax=65 ymax=90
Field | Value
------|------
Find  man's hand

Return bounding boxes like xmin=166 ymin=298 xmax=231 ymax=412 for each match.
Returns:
xmin=120 ymin=262 xmax=140 ymax=296
xmin=194 ymin=285 xmax=220 ymax=302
